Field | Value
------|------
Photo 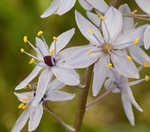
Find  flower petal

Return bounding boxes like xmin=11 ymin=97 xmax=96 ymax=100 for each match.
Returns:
xmin=128 ymin=46 xmax=150 ymax=66
xmin=79 ymin=0 xmax=93 ymax=10
xmin=111 ymin=50 xmax=139 ymax=79
xmin=114 ymin=25 xmax=147 ymax=49
xmin=59 ymin=45 xmax=101 ymax=68
xmin=41 ymin=0 xmax=76 ymax=18
xmin=52 ymin=67 xmax=80 ymax=86
xmin=92 ymin=55 xmax=110 ymax=96
xmin=11 ymin=109 xmax=30 ymax=132
xmin=15 ymin=66 xmax=42 ymax=90
xmin=86 ymin=0 xmax=109 ymax=13
xmin=128 ymin=79 xmax=145 ymax=87
xmin=119 ymin=4 xmax=134 ymax=32
xmin=75 ymin=10 xmax=103 ymax=45
xmin=102 ymin=7 xmax=123 ymax=42
xmin=86 ymin=11 xmax=100 ymax=27
xmin=50 ymin=28 xmax=75 ymax=54
xmin=36 ymin=37 xmax=49 ymax=56
xmin=135 ymin=0 xmax=150 ymax=15
xmin=121 ymin=92 xmax=135 ymax=126
xmin=32 ymin=69 xmax=53 ymax=106
xmin=28 ymin=104 xmax=43 ymax=131
xmin=46 ymin=91 xmax=75 ymax=102
xmin=144 ymin=26 xmax=150 ymax=49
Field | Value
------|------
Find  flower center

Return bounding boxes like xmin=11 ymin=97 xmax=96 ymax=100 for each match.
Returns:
xmin=102 ymin=43 xmax=112 ymax=54
xmin=44 ymin=56 xmax=56 ymax=67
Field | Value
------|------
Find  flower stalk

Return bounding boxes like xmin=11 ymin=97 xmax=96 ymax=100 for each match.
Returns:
xmin=73 ymin=65 xmax=93 ymax=132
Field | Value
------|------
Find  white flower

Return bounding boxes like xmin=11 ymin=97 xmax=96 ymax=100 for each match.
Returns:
xmin=104 ymin=68 xmax=144 ymax=126
xmin=119 ymin=4 xmax=150 ymax=67
xmin=62 ymin=7 xmax=146 ymax=96
xmin=15 ymin=28 xmax=80 ymax=91
xmin=12 ymin=79 xmax=75 ymax=132
xmin=41 ymin=0 xmax=76 ymax=18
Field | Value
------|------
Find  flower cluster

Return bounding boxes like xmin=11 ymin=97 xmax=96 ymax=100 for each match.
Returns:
xmin=12 ymin=0 xmax=150 ymax=132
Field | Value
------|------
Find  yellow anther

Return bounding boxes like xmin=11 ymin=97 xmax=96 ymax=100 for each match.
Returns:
xmin=53 ymin=36 xmax=58 ymax=42
xmin=37 ymin=31 xmax=43 ymax=36
xmin=23 ymin=36 xmax=28 ymax=43
xmin=24 ymin=85 xmax=28 ymax=89
xmin=99 ymin=16 xmax=105 ymax=20
xmin=131 ymin=9 xmax=138 ymax=14
xmin=88 ymin=50 xmax=92 ymax=56
xmin=49 ymin=49 xmax=55 ymax=56
xmin=133 ymin=38 xmax=139 ymax=45
xmin=22 ymin=104 xmax=28 ymax=109
xmin=144 ymin=62 xmax=148 ymax=67
xmin=127 ymin=56 xmax=132 ymax=61
xmin=28 ymin=84 xmax=32 ymax=89
xmin=29 ymin=58 xmax=35 ymax=64
xmin=88 ymin=29 xmax=94 ymax=34
xmin=26 ymin=94 xmax=31 ymax=98
xmin=22 ymin=98 xmax=27 ymax=104
xmin=20 ymin=48 xmax=25 ymax=53
xmin=145 ymin=75 xmax=150 ymax=82
xmin=106 ymin=63 xmax=112 ymax=68
xmin=18 ymin=103 xmax=24 ymax=109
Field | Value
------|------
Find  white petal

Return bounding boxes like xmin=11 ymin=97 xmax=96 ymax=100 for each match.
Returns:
xmin=46 ymin=91 xmax=75 ymax=102
xmin=114 ymin=25 xmax=147 ymax=49
xmin=135 ymin=0 xmax=150 ymax=15
xmin=41 ymin=0 xmax=76 ymax=18
xmin=52 ymin=67 xmax=80 ymax=86
xmin=144 ymin=26 xmax=150 ymax=49
xmin=79 ymin=0 xmax=93 ymax=10
xmin=50 ymin=28 xmax=75 ymax=54
xmin=102 ymin=7 xmax=123 ymax=42
xmin=32 ymin=69 xmax=53 ymax=106
xmin=111 ymin=51 xmax=139 ymax=79
xmin=75 ymin=10 xmax=103 ymax=45
xmin=92 ymin=55 xmax=110 ymax=96
xmin=128 ymin=79 xmax=145 ymax=87
xmin=41 ymin=0 xmax=59 ymax=18
xmin=14 ymin=92 xmax=34 ymax=103
xmin=86 ymin=0 xmax=109 ymax=13
xmin=28 ymin=104 xmax=43 ymax=131
xmin=15 ymin=66 xmax=42 ymax=90
xmin=11 ymin=109 xmax=30 ymax=132
xmin=128 ymin=46 xmax=150 ymax=66
xmin=56 ymin=0 xmax=76 ymax=15
xmin=60 ymin=45 xmax=100 ymax=68
xmin=121 ymin=93 xmax=135 ymax=126
xmin=119 ymin=4 xmax=134 ymax=32
xmin=86 ymin=11 xmax=100 ymax=27
xmin=47 ymin=79 xmax=66 ymax=91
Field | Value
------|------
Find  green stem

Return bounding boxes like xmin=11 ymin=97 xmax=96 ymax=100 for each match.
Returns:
xmin=73 ymin=65 xmax=93 ymax=132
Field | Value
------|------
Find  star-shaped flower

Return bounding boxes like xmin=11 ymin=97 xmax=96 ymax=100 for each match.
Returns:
xmin=12 ymin=79 xmax=75 ymax=132
xmin=16 ymin=28 xmax=80 ymax=92
xmin=62 ymin=7 xmax=146 ymax=96
xmin=104 ymin=68 xmax=144 ymax=126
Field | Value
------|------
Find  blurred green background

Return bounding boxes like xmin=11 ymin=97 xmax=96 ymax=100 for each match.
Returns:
xmin=1 ymin=0 xmax=150 ymax=132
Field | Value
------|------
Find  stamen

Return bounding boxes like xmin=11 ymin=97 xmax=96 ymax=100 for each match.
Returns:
xmin=99 ymin=16 xmax=105 ymax=20
xmin=88 ymin=29 xmax=94 ymax=34
xmin=18 ymin=103 xmax=24 ymax=109
xmin=20 ymin=48 xmax=25 ymax=53
xmin=131 ymin=9 xmax=138 ymax=14
xmin=29 ymin=58 xmax=35 ymax=64
xmin=106 ymin=63 xmax=112 ymax=68
xmin=53 ymin=36 xmax=58 ymax=42
xmin=145 ymin=75 xmax=150 ymax=82
xmin=28 ymin=84 xmax=32 ymax=89
xmin=133 ymin=38 xmax=139 ymax=45
xmin=23 ymin=50 xmax=40 ymax=61
xmin=23 ymin=36 xmax=28 ymax=43
xmin=144 ymin=62 xmax=148 ymax=67
xmin=50 ymin=49 xmax=55 ymax=56
xmin=22 ymin=98 xmax=27 ymax=104
xmin=37 ymin=31 xmax=43 ymax=37
xmin=88 ymin=50 xmax=92 ymax=56
xmin=127 ymin=56 xmax=132 ymax=61
xmin=22 ymin=104 xmax=28 ymax=109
